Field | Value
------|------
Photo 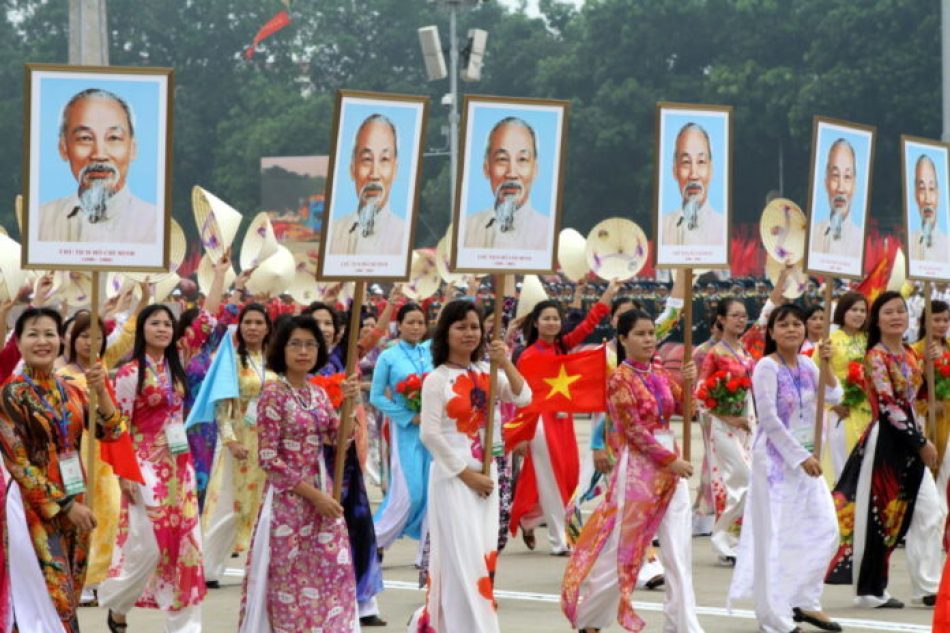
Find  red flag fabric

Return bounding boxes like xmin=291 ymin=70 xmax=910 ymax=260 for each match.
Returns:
xmin=856 ymin=237 xmax=899 ymax=304
xmin=518 ymin=347 xmax=607 ymax=414
xmin=100 ymin=379 xmax=144 ymax=483
xmin=935 ymin=554 xmax=950 ymax=631
xmin=244 ymin=9 xmax=292 ymax=59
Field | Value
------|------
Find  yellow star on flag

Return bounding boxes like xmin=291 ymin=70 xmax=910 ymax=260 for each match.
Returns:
xmin=543 ymin=364 xmax=581 ymax=400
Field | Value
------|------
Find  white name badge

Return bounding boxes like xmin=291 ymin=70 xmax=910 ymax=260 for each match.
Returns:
xmin=243 ymin=398 xmax=259 ymax=426
xmin=654 ymin=429 xmax=676 ymax=453
xmin=59 ymin=452 xmax=86 ymax=495
xmin=792 ymin=424 xmax=815 ymax=452
xmin=165 ymin=423 xmax=189 ymax=455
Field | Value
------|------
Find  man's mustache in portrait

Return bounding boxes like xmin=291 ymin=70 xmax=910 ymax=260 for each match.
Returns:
xmin=825 ymin=195 xmax=849 ymax=239
xmin=678 ymin=180 xmax=704 ymax=231
xmin=487 ymin=179 xmax=522 ymax=233
xmin=921 ymin=207 xmax=936 ymax=246
xmin=77 ymin=161 xmax=119 ymax=224
xmin=351 ymin=181 xmax=385 ymax=238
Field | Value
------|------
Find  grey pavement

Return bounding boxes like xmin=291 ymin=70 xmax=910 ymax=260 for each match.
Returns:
xmin=79 ymin=418 xmax=936 ymax=632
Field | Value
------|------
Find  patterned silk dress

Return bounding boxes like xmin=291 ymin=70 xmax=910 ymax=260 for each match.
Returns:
xmin=0 ymin=368 xmax=124 ymax=631
xmin=240 ymin=377 xmax=358 ymax=633
xmin=108 ymin=357 xmax=207 ymax=610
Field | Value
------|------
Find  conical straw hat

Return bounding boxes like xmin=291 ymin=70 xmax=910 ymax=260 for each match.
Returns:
xmin=0 ymin=234 xmax=24 ymax=303
xmin=759 ymin=198 xmax=806 ymax=265
xmin=288 ymin=250 xmax=320 ymax=305
xmin=126 ymin=219 xmax=186 ymax=283
xmin=246 ymin=245 xmax=295 ymax=297
xmin=403 ymin=250 xmax=441 ymax=301
xmin=558 ymin=228 xmax=589 ymax=282
xmin=436 ymin=224 xmax=467 ymax=285
xmin=150 ymin=272 xmax=181 ymax=303
xmin=196 ymin=252 xmax=236 ymax=296
xmin=585 ymin=218 xmax=648 ymax=282
xmin=516 ymin=274 xmax=549 ymax=320
xmin=55 ymin=271 xmax=93 ymax=307
xmin=240 ymin=212 xmax=279 ymax=270
xmin=192 ymin=186 xmax=243 ymax=260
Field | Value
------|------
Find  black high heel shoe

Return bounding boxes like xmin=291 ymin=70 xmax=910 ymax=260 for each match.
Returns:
xmin=107 ymin=610 xmax=128 ymax=632
xmin=792 ymin=608 xmax=843 ymax=632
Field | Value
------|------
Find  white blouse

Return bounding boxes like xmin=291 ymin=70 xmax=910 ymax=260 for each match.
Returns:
xmin=420 ymin=362 xmax=532 ymax=477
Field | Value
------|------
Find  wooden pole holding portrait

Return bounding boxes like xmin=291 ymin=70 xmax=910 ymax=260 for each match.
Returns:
xmin=803 ymin=116 xmax=876 ymax=459
xmin=449 ymin=95 xmax=570 ymax=476
xmin=481 ymin=274 xmax=505 ymax=475
xmin=653 ymin=102 xmax=733 ymax=464
xmin=899 ymin=135 xmax=950 ymax=449
xmin=332 ymin=281 xmax=365 ymax=501
xmin=20 ymin=64 xmax=176 ymax=514
xmin=315 ymin=90 xmax=431 ymax=501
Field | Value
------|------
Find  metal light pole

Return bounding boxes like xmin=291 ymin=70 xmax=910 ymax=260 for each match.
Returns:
xmin=448 ymin=5 xmax=460 ymax=207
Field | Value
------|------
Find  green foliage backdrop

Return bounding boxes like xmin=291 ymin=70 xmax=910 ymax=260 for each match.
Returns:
xmin=0 ymin=0 xmax=940 ymax=249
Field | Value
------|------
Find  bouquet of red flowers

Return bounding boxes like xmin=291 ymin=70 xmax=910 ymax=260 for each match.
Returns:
xmin=935 ymin=352 xmax=950 ymax=400
xmin=696 ymin=369 xmax=751 ymax=417
xmin=310 ymin=373 xmax=345 ymax=409
xmin=397 ymin=373 xmax=427 ymax=412
xmin=841 ymin=360 xmax=867 ymax=409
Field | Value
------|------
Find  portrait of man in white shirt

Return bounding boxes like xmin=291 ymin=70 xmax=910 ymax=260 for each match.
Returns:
xmin=37 ymin=88 xmax=158 ymax=244
xmin=661 ymin=122 xmax=725 ymax=247
xmin=811 ymin=138 xmax=864 ymax=256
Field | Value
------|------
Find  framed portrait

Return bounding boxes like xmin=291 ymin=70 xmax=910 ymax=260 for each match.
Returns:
xmin=451 ymin=95 xmax=569 ymax=273
xmin=317 ymin=90 xmax=429 ymax=281
xmin=803 ymin=116 xmax=875 ymax=279
xmin=654 ymin=102 xmax=732 ymax=269
xmin=22 ymin=63 xmax=173 ymax=271
xmin=901 ymin=135 xmax=950 ymax=282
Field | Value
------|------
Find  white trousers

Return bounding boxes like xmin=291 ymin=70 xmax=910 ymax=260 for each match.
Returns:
xmin=521 ymin=417 xmax=570 ymax=553
xmin=203 ymin=449 xmax=238 ymax=583
xmin=574 ymin=474 xmax=704 ymax=632
xmin=709 ymin=417 xmax=751 ymax=559
xmin=99 ymin=503 xmax=202 ymax=633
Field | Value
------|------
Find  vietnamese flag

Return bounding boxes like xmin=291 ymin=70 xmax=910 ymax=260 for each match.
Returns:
xmin=519 ymin=347 xmax=607 ymax=414
xmin=856 ymin=237 xmax=899 ymax=304
xmin=244 ymin=9 xmax=292 ymax=60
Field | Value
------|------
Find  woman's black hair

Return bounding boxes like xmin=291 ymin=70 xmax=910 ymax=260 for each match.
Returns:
xmin=60 ymin=308 xmax=90 ymax=356
xmin=430 ymin=300 xmax=485 ymax=367
xmin=867 ymin=290 xmax=906 ymax=352
xmin=763 ymin=304 xmax=807 ymax=357
xmin=266 ymin=315 xmax=328 ymax=375
xmin=614 ymin=309 xmax=654 ymax=365
xmin=803 ymin=304 xmax=825 ymax=322
xmin=522 ymin=300 xmax=567 ymax=352
xmin=9 ymin=307 xmax=65 ymax=466
xmin=917 ymin=299 xmax=950 ymax=342
xmin=396 ymin=302 xmax=426 ymax=324
xmin=833 ymin=291 xmax=868 ymax=330
xmin=131 ymin=304 xmax=189 ymax=398
xmin=306 ymin=302 xmax=344 ymax=340
xmin=236 ymin=303 xmax=272 ymax=368
xmin=610 ymin=296 xmax=636 ymax=318
xmin=67 ymin=312 xmax=107 ymax=362
xmin=14 ymin=307 xmax=63 ymax=341
xmin=175 ymin=308 xmax=201 ymax=341
xmin=715 ymin=297 xmax=745 ymax=330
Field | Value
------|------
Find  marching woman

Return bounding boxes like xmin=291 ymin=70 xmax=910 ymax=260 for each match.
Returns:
xmin=914 ymin=300 xmax=950 ymax=516
xmin=509 ymin=279 xmax=620 ymax=556
xmin=822 ymin=291 xmax=871 ymax=484
xmin=0 ymin=307 xmax=125 ymax=632
xmin=801 ymin=305 xmax=825 ymax=356
xmin=695 ymin=298 xmax=758 ymax=565
xmin=409 ymin=300 xmax=531 ymax=633
xmin=370 ymin=303 xmax=434 ymax=558
xmin=57 ymin=312 xmax=143 ymax=602
xmin=99 ymin=305 xmax=208 ymax=632
xmin=239 ymin=315 xmax=360 ymax=633
xmin=728 ymin=304 xmax=843 ymax=633
xmin=561 ymin=309 xmax=704 ymax=633
xmin=201 ymin=303 xmax=272 ymax=587
xmin=827 ymin=291 xmax=944 ymax=608
xmin=308 ymin=290 xmax=401 ymax=626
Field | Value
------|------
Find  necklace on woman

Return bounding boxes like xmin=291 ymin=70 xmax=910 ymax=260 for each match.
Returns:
xmin=280 ymin=375 xmax=316 ymax=411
